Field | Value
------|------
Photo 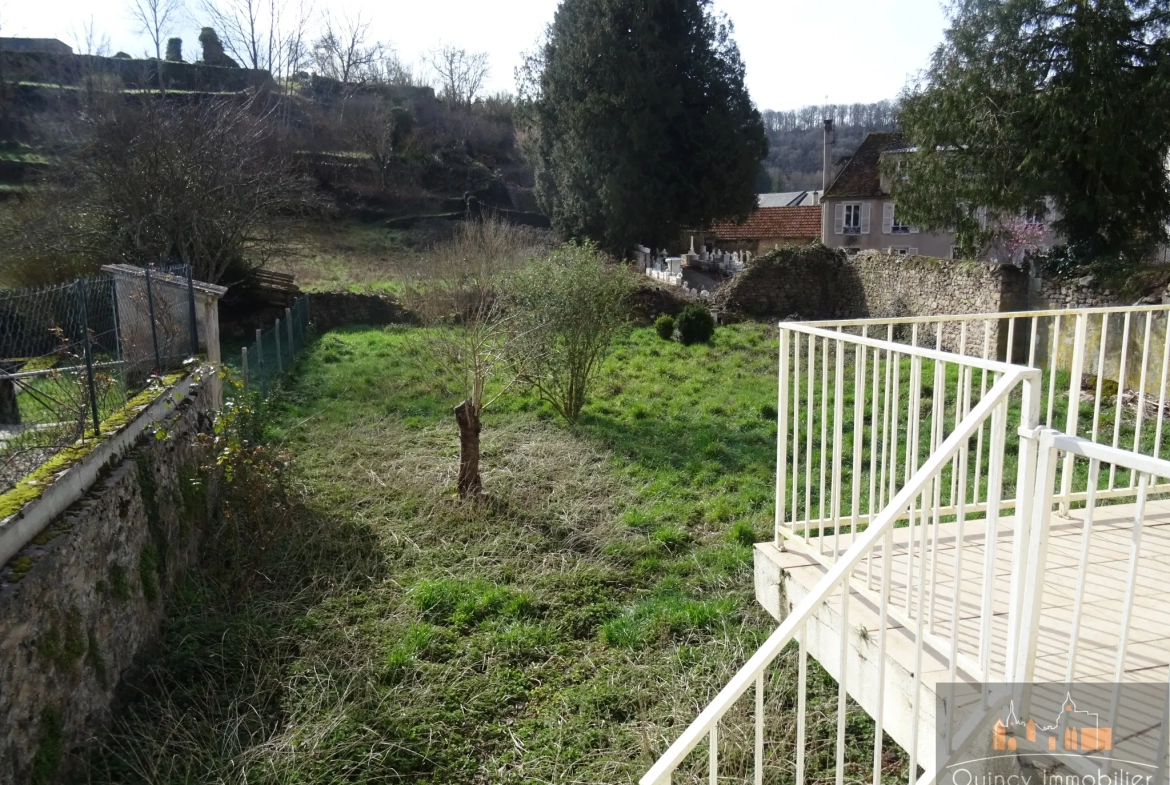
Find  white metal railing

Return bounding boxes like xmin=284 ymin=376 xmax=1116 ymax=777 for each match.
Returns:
xmin=775 ymin=322 xmax=1037 ymax=560
xmin=1015 ymin=430 xmax=1170 ymax=684
xmin=641 ymin=363 xmax=1041 ymax=785
xmin=644 ymin=306 xmax=1170 ymax=785
xmin=797 ymin=305 xmax=1170 ymax=524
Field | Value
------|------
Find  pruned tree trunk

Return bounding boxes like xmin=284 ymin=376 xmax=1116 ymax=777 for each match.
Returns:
xmin=454 ymin=399 xmax=482 ymax=497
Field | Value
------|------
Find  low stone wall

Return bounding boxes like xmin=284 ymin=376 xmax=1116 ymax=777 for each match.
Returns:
xmin=308 ymin=291 xmax=415 ymax=333
xmin=844 ymin=251 xmax=1029 ymax=320
xmin=1030 ymin=272 xmax=1123 ymax=310
xmin=712 ymin=246 xmax=1028 ymax=326
xmin=0 ymin=382 xmax=217 ymax=784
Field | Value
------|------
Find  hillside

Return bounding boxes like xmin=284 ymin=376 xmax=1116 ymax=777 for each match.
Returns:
xmin=761 ymin=101 xmax=899 ymax=190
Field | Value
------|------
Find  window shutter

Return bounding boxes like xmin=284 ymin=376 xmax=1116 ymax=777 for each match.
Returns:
xmin=834 ymin=204 xmax=844 ymax=235
xmin=882 ymin=202 xmax=894 ymax=234
xmin=860 ymin=203 xmax=872 ymax=234
xmin=909 ymin=247 xmax=919 ymax=256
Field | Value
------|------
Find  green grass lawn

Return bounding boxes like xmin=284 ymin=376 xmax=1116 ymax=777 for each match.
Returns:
xmin=87 ymin=323 xmax=908 ymax=784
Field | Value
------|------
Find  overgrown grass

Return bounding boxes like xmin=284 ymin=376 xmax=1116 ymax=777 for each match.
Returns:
xmin=86 ymin=324 xmax=908 ymax=783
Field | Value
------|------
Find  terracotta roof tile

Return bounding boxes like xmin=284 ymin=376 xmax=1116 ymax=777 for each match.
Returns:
xmin=823 ymin=132 xmax=905 ymax=199
xmin=709 ymin=205 xmax=822 ymax=241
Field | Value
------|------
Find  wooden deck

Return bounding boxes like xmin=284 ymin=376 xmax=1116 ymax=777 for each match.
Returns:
xmin=775 ymin=498 xmax=1170 ymax=683
xmin=755 ymin=499 xmax=1170 ymax=771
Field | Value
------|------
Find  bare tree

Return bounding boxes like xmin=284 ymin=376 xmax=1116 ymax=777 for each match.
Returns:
xmin=127 ymin=0 xmax=183 ymax=61
xmin=402 ymin=216 xmax=545 ymax=497
xmin=369 ymin=49 xmax=423 ymax=87
xmin=426 ymin=44 xmax=489 ymax=107
xmin=72 ymin=96 xmax=311 ymax=283
xmin=73 ymin=16 xmax=113 ymax=56
xmin=310 ymin=11 xmax=382 ymax=85
xmin=346 ymin=98 xmax=413 ymax=191
xmin=201 ymin=0 xmax=312 ymax=83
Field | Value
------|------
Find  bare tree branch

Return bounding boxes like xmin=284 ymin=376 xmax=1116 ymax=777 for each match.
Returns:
xmin=426 ymin=44 xmax=489 ymax=107
xmin=127 ymin=0 xmax=182 ymax=61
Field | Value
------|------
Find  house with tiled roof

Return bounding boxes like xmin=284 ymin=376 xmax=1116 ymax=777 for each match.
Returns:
xmin=822 ymin=132 xmax=1059 ymax=260
xmin=697 ymin=205 xmax=822 ymax=254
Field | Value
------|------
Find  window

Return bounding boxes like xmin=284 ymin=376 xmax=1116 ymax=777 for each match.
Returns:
xmin=844 ymin=203 xmax=862 ymax=234
xmin=834 ymin=202 xmax=870 ymax=235
xmin=888 ymin=247 xmax=919 ymax=257
xmin=882 ymin=201 xmax=918 ymax=234
xmin=1024 ymin=205 xmax=1046 ymax=226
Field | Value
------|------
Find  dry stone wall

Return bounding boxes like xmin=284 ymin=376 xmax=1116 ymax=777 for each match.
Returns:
xmin=843 ymin=251 xmax=1029 ymax=320
xmin=713 ymin=246 xmax=1028 ymax=325
xmin=0 ymin=383 xmax=218 ymax=784
xmin=1030 ymin=273 xmax=1123 ymax=310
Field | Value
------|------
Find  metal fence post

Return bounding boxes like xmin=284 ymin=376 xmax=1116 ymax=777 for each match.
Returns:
xmin=256 ymin=329 xmax=266 ymax=399
xmin=185 ymin=264 xmax=199 ymax=357
xmin=286 ymin=307 xmax=294 ymax=356
xmin=242 ymin=346 xmax=249 ymax=392
xmin=274 ymin=318 xmax=283 ymax=374
xmin=144 ymin=266 xmax=163 ymax=373
xmin=76 ymin=279 xmax=102 ymax=435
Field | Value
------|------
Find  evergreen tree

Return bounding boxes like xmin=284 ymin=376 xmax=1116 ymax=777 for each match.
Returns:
xmin=895 ymin=0 xmax=1170 ymax=261
xmin=529 ymin=0 xmax=767 ymax=252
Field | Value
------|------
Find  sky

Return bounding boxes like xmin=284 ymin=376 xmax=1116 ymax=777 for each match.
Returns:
xmin=1 ymin=0 xmax=949 ymax=111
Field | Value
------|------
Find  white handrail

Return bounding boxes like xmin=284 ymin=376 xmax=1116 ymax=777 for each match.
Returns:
xmin=804 ymin=302 xmax=1170 ymax=328
xmin=640 ymin=368 xmax=1031 ymax=785
xmin=781 ymin=322 xmax=1023 ymax=373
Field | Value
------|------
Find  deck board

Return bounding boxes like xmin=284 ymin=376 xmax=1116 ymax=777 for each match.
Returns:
xmin=780 ymin=497 xmax=1170 ymax=684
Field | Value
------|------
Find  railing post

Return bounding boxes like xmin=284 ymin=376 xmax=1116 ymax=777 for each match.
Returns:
xmin=1059 ymin=313 xmax=1088 ymax=513
xmin=144 ymin=265 xmax=163 ymax=373
xmin=241 ymin=346 xmax=249 ymax=393
xmin=1005 ymin=372 xmax=1042 ymax=680
xmin=1008 ymin=429 xmax=1059 ymax=683
xmin=186 ymin=264 xmax=199 ymax=357
xmin=776 ymin=327 xmax=790 ymax=549
xmin=75 ymin=278 xmax=101 ymax=435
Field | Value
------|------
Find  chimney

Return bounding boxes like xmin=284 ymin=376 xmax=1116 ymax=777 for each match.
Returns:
xmin=822 ymin=118 xmax=834 ymax=193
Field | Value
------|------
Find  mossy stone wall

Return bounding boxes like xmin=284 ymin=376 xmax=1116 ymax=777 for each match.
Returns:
xmin=0 ymin=386 xmax=218 ymax=785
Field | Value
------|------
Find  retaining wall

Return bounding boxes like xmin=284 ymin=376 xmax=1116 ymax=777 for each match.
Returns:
xmin=714 ymin=247 xmax=1029 ymax=324
xmin=0 ymin=377 xmax=217 ymax=784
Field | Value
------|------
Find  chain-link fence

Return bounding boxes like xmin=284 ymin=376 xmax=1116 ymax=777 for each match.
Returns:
xmin=0 ymin=265 xmax=200 ymax=495
xmin=238 ymin=296 xmax=311 ymax=399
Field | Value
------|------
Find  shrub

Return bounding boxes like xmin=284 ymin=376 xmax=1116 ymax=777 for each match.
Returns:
xmin=654 ymin=314 xmax=675 ymax=340
xmin=676 ymin=304 xmax=715 ymax=345
xmin=508 ymin=241 xmax=635 ymax=422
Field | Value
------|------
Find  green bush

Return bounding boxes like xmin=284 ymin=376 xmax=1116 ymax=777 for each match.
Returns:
xmin=676 ymin=304 xmax=715 ymax=345
xmin=654 ymin=314 xmax=675 ymax=340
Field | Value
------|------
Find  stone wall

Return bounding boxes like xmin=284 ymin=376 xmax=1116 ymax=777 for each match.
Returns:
xmin=711 ymin=244 xmax=851 ymax=320
xmin=1030 ymin=272 xmax=1123 ymax=310
xmin=844 ymin=251 xmax=1029 ymax=320
xmin=0 ymin=382 xmax=217 ymax=784
xmin=713 ymin=246 xmax=1029 ymax=326
xmin=307 ymin=291 xmax=415 ymax=333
